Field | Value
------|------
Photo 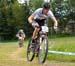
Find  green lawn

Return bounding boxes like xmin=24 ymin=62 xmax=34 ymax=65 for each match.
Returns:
xmin=48 ymin=36 xmax=75 ymax=62
xmin=0 ymin=37 xmax=75 ymax=66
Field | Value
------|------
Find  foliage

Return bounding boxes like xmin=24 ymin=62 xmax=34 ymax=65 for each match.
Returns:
xmin=0 ymin=0 xmax=31 ymax=40
xmin=0 ymin=0 xmax=75 ymax=40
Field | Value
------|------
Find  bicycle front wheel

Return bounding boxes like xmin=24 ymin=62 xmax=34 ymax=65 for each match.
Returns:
xmin=27 ymin=39 xmax=35 ymax=61
xmin=38 ymin=36 xmax=48 ymax=64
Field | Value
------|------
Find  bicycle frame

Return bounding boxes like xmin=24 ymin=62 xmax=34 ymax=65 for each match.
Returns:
xmin=27 ymin=22 xmax=49 ymax=64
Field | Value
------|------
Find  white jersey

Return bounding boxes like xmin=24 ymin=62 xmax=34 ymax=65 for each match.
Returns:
xmin=32 ymin=8 xmax=54 ymax=20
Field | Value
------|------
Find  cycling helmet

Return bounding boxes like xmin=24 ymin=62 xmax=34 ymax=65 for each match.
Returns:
xmin=19 ymin=29 xmax=23 ymax=32
xmin=42 ymin=2 xmax=50 ymax=9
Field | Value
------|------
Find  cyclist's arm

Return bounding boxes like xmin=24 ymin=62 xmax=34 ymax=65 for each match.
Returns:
xmin=16 ymin=31 xmax=20 ymax=38
xmin=51 ymin=16 xmax=58 ymax=28
xmin=28 ymin=10 xmax=37 ymax=24
xmin=48 ymin=11 xmax=58 ymax=28
xmin=16 ymin=33 xmax=19 ymax=38
xmin=28 ymin=15 xmax=34 ymax=24
xmin=28 ymin=8 xmax=41 ymax=24
xmin=23 ymin=33 xmax=26 ymax=38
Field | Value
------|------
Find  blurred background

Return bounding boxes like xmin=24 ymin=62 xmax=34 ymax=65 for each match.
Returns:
xmin=0 ymin=0 xmax=75 ymax=41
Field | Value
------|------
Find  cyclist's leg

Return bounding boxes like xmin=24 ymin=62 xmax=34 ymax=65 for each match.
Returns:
xmin=32 ymin=27 xmax=40 ymax=42
xmin=18 ymin=38 xmax=24 ymax=47
xmin=32 ymin=19 xmax=45 ymax=42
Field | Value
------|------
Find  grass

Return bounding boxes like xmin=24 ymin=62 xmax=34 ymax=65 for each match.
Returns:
xmin=48 ymin=36 xmax=75 ymax=62
xmin=0 ymin=36 xmax=75 ymax=66
xmin=0 ymin=41 xmax=41 ymax=66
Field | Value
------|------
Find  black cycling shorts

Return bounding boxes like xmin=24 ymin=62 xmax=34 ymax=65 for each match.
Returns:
xmin=34 ymin=19 xmax=46 ymax=26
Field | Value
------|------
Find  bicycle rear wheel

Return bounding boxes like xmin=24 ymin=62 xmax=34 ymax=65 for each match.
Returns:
xmin=38 ymin=36 xmax=48 ymax=64
xmin=27 ymin=39 xmax=35 ymax=61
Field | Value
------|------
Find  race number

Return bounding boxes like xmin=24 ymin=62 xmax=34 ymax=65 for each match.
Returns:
xmin=41 ymin=26 xmax=49 ymax=32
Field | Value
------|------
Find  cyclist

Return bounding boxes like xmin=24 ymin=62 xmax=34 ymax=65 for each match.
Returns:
xmin=28 ymin=2 xmax=58 ymax=42
xmin=16 ymin=29 xmax=25 ymax=47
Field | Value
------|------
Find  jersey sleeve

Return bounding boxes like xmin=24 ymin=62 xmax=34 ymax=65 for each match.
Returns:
xmin=48 ymin=10 xmax=55 ymax=19
xmin=32 ymin=8 xmax=41 ymax=16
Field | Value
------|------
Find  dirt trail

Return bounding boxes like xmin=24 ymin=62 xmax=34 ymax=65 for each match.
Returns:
xmin=9 ymin=47 xmax=26 ymax=61
xmin=9 ymin=47 xmax=75 ymax=66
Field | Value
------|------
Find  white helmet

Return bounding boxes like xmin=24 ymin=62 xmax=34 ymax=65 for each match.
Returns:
xmin=19 ymin=29 xmax=23 ymax=32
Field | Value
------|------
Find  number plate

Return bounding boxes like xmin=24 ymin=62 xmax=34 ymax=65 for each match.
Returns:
xmin=41 ymin=26 xmax=49 ymax=32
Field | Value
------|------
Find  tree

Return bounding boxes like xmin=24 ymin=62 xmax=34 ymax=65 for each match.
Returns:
xmin=51 ymin=0 xmax=75 ymax=34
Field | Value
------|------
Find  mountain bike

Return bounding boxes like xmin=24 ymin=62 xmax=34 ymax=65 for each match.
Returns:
xmin=27 ymin=24 xmax=49 ymax=64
